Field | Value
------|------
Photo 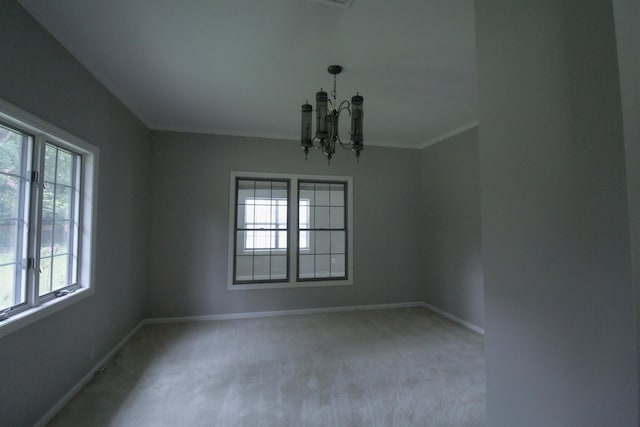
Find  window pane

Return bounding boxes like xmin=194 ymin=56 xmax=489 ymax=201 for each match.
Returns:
xmin=299 ymin=230 xmax=309 ymax=251
xmin=270 ymin=255 xmax=286 ymax=280
xmin=236 ymin=230 xmax=248 ymax=254
xmin=299 ymin=182 xmax=314 ymax=205
xmin=42 ymin=184 xmax=55 ymax=220
xmin=55 ymin=185 xmax=73 ymax=220
xmin=0 ymin=264 xmax=17 ymax=310
xmin=278 ymin=230 xmax=287 ymax=249
xmin=43 ymin=144 xmax=57 ymax=182
xmin=277 ymin=200 xmax=287 ymax=224
xmin=253 ymin=255 xmax=270 ymax=280
xmin=56 ymin=149 xmax=73 ymax=186
xmin=40 ymin=221 xmax=53 ymax=258
xmin=331 ymin=231 xmax=345 ymax=254
xmin=255 ymin=181 xmax=271 ymax=200
xmin=298 ymin=199 xmax=310 ymax=228
xmin=0 ymin=174 xmax=20 ymax=219
xmin=303 ymin=230 xmax=316 ymax=254
xmin=299 ymin=254 xmax=314 ymax=279
xmin=53 ymin=221 xmax=71 ymax=255
xmin=0 ymin=220 xmax=24 ymax=308
xmin=51 ymin=254 xmax=70 ymax=290
xmin=314 ymin=206 xmax=330 ymax=229
xmin=315 ymin=255 xmax=331 ymax=277
xmin=235 ymin=255 xmax=253 ymax=281
xmin=0 ymin=125 xmax=25 ymax=175
xmin=0 ymin=220 xmax=18 ymax=255
xmin=330 ymin=206 xmax=344 ymax=229
xmin=254 ymin=204 xmax=271 ymax=224
xmin=315 ymin=183 xmax=330 ymax=205
xmin=236 ymin=202 xmax=247 ymax=228
xmin=272 ymin=181 xmax=287 ymax=199
xmin=331 ymin=255 xmax=346 ymax=277
xmin=316 ymin=231 xmax=331 ymax=254
xmin=237 ymin=180 xmax=255 ymax=204
xmin=252 ymin=230 xmax=271 ymax=249
xmin=329 ymin=184 xmax=345 ymax=207
xmin=39 ymin=257 xmax=52 ymax=295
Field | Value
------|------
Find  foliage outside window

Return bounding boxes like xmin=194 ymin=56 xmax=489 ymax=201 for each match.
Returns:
xmin=0 ymin=99 xmax=98 ymax=337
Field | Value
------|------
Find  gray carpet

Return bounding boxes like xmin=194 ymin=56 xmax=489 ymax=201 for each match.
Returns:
xmin=48 ymin=308 xmax=485 ymax=426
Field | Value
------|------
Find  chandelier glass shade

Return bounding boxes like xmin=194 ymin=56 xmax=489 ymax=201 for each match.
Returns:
xmin=300 ymin=65 xmax=364 ymax=162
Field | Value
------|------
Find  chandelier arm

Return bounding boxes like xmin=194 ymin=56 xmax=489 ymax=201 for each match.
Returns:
xmin=337 ymin=101 xmax=351 ymax=114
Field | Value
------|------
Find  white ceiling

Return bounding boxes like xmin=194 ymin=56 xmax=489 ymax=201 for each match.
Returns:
xmin=18 ymin=0 xmax=477 ymax=149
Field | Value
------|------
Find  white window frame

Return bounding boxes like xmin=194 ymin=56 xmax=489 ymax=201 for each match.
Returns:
xmin=0 ymin=98 xmax=99 ymax=338
xmin=227 ymin=171 xmax=353 ymax=290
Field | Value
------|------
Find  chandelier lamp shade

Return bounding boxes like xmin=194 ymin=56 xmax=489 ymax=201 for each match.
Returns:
xmin=300 ymin=65 xmax=364 ymax=163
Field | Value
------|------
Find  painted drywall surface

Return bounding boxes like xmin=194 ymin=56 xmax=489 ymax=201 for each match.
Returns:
xmin=476 ymin=1 xmax=637 ymax=426
xmin=418 ymin=127 xmax=483 ymax=328
xmin=613 ymin=0 xmax=640 ymax=420
xmin=0 ymin=1 xmax=151 ymax=426
xmin=147 ymin=131 xmax=421 ymax=317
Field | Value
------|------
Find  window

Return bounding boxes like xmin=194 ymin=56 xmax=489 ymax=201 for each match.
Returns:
xmin=229 ymin=172 xmax=352 ymax=289
xmin=234 ymin=178 xmax=289 ymax=283
xmin=298 ymin=181 xmax=347 ymax=280
xmin=0 ymin=99 xmax=98 ymax=337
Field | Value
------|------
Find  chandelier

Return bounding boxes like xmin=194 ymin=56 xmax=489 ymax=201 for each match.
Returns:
xmin=300 ymin=65 xmax=364 ymax=163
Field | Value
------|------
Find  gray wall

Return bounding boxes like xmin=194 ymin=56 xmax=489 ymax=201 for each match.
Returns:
xmin=613 ymin=0 xmax=640 ymax=419
xmin=0 ymin=1 xmax=151 ymax=426
xmin=147 ymin=131 xmax=421 ymax=317
xmin=418 ymin=127 xmax=483 ymax=328
xmin=476 ymin=1 xmax=638 ymax=426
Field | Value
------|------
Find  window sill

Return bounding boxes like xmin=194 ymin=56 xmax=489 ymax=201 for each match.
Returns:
xmin=227 ymin=279 xmax=353 ymax=290
xmin=0 ymin=287 xmax=93 ymax=338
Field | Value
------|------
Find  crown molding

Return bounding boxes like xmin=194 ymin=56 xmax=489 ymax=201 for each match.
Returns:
xmin=416 ymin=120 xmax=479 ymax=150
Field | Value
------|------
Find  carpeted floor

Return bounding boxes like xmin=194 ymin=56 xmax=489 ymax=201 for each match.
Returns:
xmin=48 ymin=308 xmax=485 ymax=426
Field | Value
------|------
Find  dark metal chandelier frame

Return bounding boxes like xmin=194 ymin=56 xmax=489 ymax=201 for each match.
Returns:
xmin=300 ymin=65 xmax=364 ymax=163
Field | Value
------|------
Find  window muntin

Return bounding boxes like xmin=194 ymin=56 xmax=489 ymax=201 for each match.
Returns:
xmin=234 ymin=178 xmax=289 ymax=283
xmin=297 ymin=181 xmax=347 ymax=280
xmin=0 ymin=98 xmax=98 ymax=336
xmin=228 ymin=172 xmax=352 ymax=289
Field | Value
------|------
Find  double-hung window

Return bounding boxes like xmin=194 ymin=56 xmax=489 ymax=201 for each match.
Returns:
xmin=234 ymin=178 xmax=289 ymax=283
xmin=0 ymin=99 xmax=98 ymax=337
xmin=228 ymin=172 xmax=353 ymax=289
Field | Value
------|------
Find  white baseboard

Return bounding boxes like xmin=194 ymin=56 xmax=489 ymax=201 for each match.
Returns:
xmin=144 ymin=301 xmax=424 ymax=324
xmin=420 ymin=302 xmax=485 ymax=335
xmin=34 ymin=320 xmax=145 ymax=427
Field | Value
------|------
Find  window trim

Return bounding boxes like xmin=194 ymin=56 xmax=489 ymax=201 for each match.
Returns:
xmin=0 ymin=98 xmax=99 ymax=338
xmin=227 ymin=171 xmax=353 ymax=290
